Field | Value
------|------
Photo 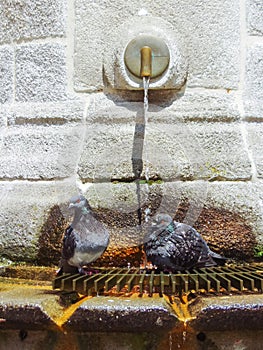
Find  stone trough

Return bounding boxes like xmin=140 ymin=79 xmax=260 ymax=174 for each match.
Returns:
xmin=1 ymin=265 xmax=263 ymax=349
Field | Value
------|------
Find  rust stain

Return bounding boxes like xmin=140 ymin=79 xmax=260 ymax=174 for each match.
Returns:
xmin=51 ymin=295 xmax=92 ymax=329
xmin=164 ymin=294 xmax=196 ymax=324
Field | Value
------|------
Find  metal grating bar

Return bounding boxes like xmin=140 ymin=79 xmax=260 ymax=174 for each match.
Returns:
xmin=127 ymin=270 xmax=140 ymax=292
xmin=149 ymin=271 xmax=155 ymax=294
xmin=53 ymin=265 xmax=263 ymax=296
xmin=61 ymin=274 xmax=80 ymax=291
xmin=139 ymin=271 xmax=146 ymax=293
xmin=189 ymin=274 xmax=199 ymax=291
xmin=197 ymin=274 xmax=211 ymax=291
xmin=116 ymin=274 xmax=127 ymax=292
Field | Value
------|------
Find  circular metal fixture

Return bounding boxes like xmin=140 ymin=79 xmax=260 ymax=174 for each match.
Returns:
xmin=124 ymin=35 xmax=170 ymax=79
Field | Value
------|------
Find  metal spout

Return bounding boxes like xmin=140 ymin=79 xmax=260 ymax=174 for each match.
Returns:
xmin=140 ymin=46 xmax=152 ymax=77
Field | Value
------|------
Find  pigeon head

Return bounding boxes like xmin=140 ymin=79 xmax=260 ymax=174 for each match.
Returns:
xmin=152 ymin=214 xmax=173 ymax=228
xmin=144 ymin=213 xmax=174 ymax=241
xmin=68 ymin=194 xmax=90 ymax=212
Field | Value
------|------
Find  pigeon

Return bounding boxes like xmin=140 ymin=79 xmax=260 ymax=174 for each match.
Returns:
xmin=143 ymin=214 xmax=226 ymax=272
xmin=58 ymin=194 xmax=110 ymax=275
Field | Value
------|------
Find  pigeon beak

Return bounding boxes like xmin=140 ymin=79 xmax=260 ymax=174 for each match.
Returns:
xmin=68 ymin=203 xmax=74 ymax=209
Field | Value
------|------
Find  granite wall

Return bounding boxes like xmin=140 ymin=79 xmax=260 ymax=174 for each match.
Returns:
xmin=0 ymin=0 xmax=262 ymax=263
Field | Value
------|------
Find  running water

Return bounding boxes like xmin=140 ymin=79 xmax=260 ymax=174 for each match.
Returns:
xmin=142 ymin=76 xmax=151 ymax=223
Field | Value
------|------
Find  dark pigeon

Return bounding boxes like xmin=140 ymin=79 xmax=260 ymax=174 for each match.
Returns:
xmin=58 ymin=194 xmax=109 ymax=275
xmin=144 ymin=213 xmax=226 ymax=272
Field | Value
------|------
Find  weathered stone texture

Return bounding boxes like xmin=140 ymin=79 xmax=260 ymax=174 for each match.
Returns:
xmin=0 ymin=179 xmax=77 ymax=261
xmin=0 ymin=46 xmax=14 ymax=104
xmin=0 ymin=0 xmax=66 ymax=44
xmin=75 ymin=0 xmax=239 ymax=91
xmin=145 ymin=122 xmax=251 ymax=181
xmin=247 ymin=0 xmax=263 ymax=35
xmin=78 ymin=115 xmax=251 ymax=182
xmin=15 ymin=43 xmax=68 ymax=102
xmin=166 ymin=89 xmax=240 ymax=122
xmin=89 ymin=89 xmax=240 ymax=123
xmin=0 ymin=124 xmax=84 ymax=180
xmin=206 ymin=181 xmax=263 ymax=240
xmin=0 ymin=0 xmax=262 ymax=264
xmin=246 ymin=123 xmax=263 ymax=178
xmin=244 ymin=44 xmax=263 ymax=119
xmin=6 ymin=100 xmax=85 ymax=125
xmin=78 ymin=121 xmax=135 ymax=181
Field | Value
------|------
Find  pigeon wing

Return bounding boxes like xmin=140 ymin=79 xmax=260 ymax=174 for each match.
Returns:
xmin=62 ymin=225 xmax=76 ymax=260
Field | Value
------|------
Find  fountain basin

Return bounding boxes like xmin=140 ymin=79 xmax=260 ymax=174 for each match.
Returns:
xmin=1 ymin=265 xmax=263 ymax=349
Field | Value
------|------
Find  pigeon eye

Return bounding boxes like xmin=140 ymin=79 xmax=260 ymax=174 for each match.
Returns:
xmin=76 ymin=199 xmax=81 ymax=203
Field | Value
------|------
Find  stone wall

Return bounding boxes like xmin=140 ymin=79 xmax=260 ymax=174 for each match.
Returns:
xmin=0 ymin=0 xmax=262 ymax=263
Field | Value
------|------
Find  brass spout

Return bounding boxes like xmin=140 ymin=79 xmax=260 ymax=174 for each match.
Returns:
xmin=140 ymin=46 xmax=152 ymax=77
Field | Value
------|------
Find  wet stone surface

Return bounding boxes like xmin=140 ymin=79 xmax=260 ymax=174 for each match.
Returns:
xmin=189 ymin=294 xmax=263 ymax=331
xmin=63 ymin=296 xmax=178 ymax=332
xmin=1 ymin=278 xmax=263 ymax=333
xmin=1 ymin=275 xmax=263 ymax=349
xmin=0 ymin=279 xmax=178 ymax=332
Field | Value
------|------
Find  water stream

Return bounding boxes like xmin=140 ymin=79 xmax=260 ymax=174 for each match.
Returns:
xmin=131 ymin=76 xmax=151 ymax=226
xmin=142 ymin=76 xmax=151 ymax=223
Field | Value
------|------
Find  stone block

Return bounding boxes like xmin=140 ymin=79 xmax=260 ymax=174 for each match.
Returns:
xmin=247 ymin=0 xmax=263 ymax=35
xmin=180 ymin=122 xmax=251 ymax=181
xmin=206 ymin=181 xmax=263 ymax=242
xmin=0 ymin=105 xmax=9 ymax=127
xmin=0 ymin=179 xmax=77 ymax=261
xmin=78 ymin=114 xmax=251 ymax=182
xmin=0 ymin=0 xmax=66 ymax=44
xmin=7 ymin=100 xmax=85 ymax=125
xmin=78 ymin=121 xmax=135 ymax=182
xmin=15 ymin=43 xmax=68 ymax=102
xmin=0 ymin=46 xmax=14 ymax=104
xmin=75 ymin=0 xmax=239 ymax=91
xmin=243 ymin=44 xmax=263 ymax=119
xmin=0 ymin=124 xmax=84 ymax=180
xmin=178 ymin=1 xmax=240 ymax=89
xmin=85 ymin=89 xmax=240 ymax=123
xmin=246 ymin=123 xmax=263 ymax=178
xmin=154 ymin=89 xmax=240 ymax=122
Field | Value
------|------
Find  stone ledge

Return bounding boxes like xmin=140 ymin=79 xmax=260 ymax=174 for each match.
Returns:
xmin=0 ymin=282 xmax=178 ymax=332
xmin=1 ymin=279 xmax=263 ymax=333
xmin=190 ymin=294 xmax=263 ymax=331
xmin=63 ymin=296 xmax=178 ymax=332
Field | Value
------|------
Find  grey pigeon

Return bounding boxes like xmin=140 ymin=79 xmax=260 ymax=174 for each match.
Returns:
xmin=144 ymin=214 xmax=226 ymax=272
xmin=58 ymin=195 xmax=109 ymax=275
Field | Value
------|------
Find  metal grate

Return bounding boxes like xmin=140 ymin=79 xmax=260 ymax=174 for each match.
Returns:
xmin=53 ymin=265 xmax=263 ymax=296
